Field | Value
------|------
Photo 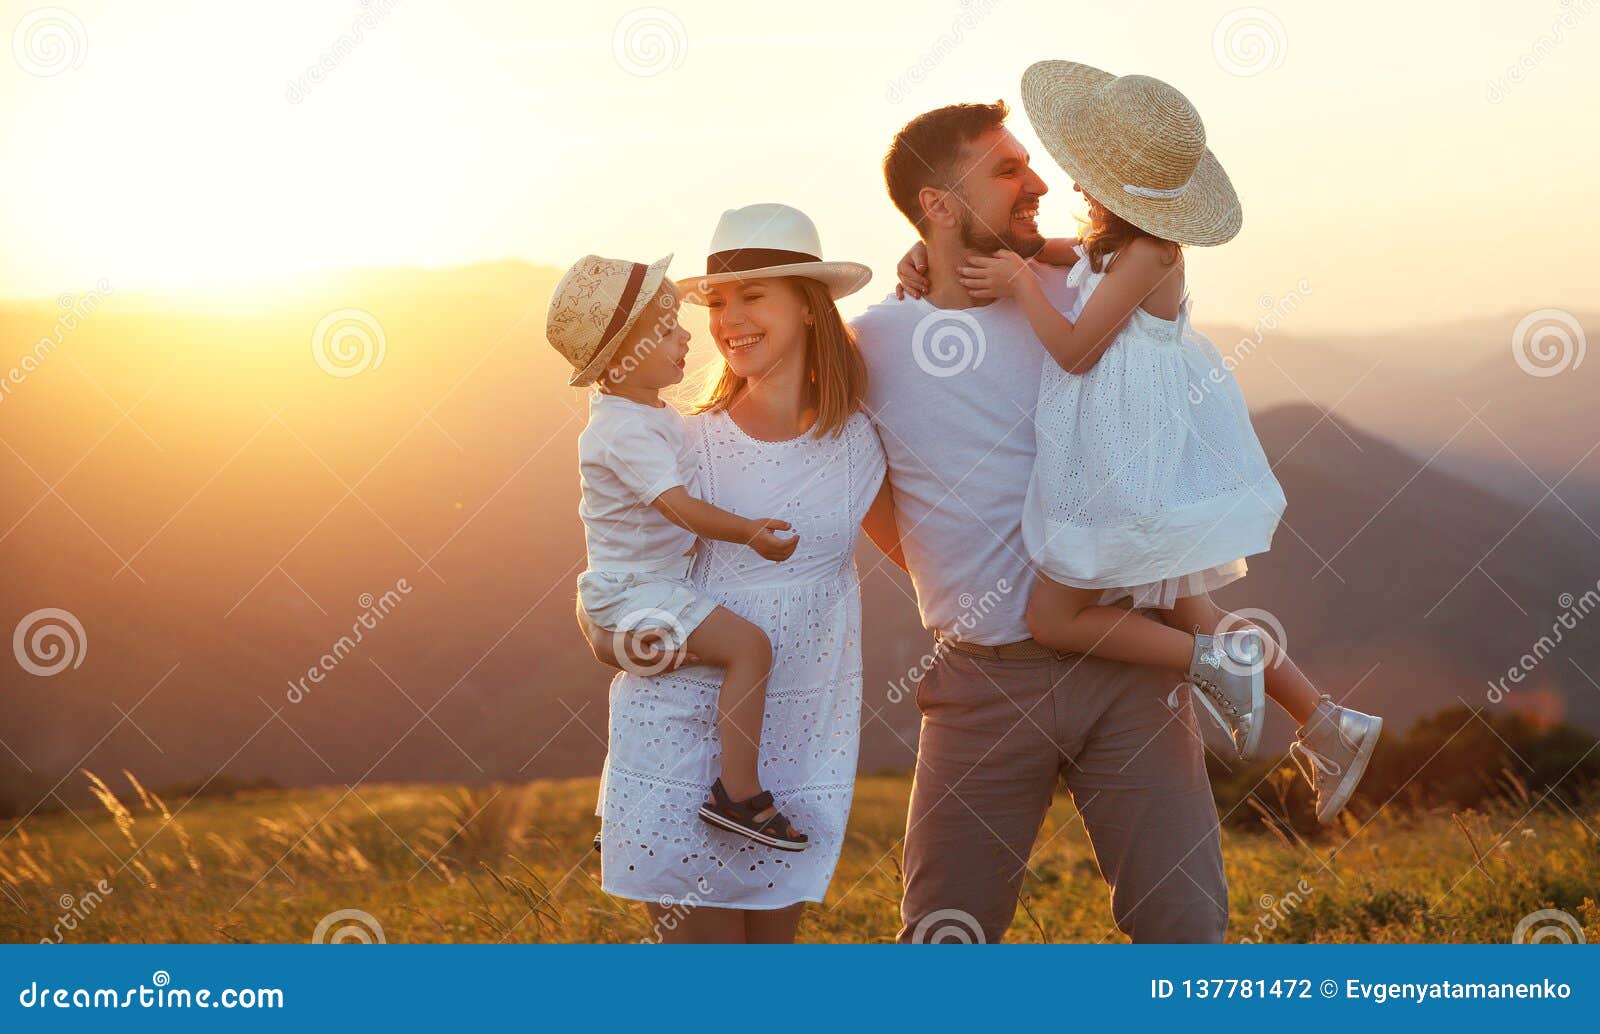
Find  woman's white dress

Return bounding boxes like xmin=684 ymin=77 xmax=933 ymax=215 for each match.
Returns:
xmin=598 ymin=409 xmax=886 ymax=909
xmin=1021 ymin=248 xmax=1286 ymax=609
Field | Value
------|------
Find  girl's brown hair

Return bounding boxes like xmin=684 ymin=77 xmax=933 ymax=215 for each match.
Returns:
xmin=1080 ymin=200 xmax=1182 ymax=273
xmin=693 ymin=277 xmax=868 ymax=438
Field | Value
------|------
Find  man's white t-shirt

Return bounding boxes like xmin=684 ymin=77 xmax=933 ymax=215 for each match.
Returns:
xmin=852 ymin=262 xmax=1079 ymax=645
xmin=577 ymin=390 xmax=699 ymax=573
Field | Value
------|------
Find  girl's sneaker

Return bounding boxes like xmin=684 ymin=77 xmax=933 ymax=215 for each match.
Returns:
xmin=1183 ymin=628 xmax=1267 ymax=760
xmin=1290 ymin=696 xmax=1383 ymax=824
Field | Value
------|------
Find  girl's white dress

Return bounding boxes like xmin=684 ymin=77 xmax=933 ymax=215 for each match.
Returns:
xmin=1021 ymin=247 xmax=1286 ymax=609
xmin=598 ymin=409 xmax=886 ymax=909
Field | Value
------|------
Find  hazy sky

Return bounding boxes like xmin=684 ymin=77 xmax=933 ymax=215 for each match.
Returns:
xmin=3 ymin=0 xmax=1596 ymax=332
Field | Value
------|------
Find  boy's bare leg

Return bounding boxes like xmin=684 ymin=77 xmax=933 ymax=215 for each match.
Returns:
xmin=684 ymin=605 xmax=777 ymax=821
xmin=1025 ymin=574 xmax=1194 ymax=670
xmin=1165 ymin=593 xmax=1320 ymax=724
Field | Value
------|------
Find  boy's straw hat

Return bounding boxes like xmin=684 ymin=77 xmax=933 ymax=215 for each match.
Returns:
xmin=546 ymin=253 xmax=673 ymax=387
xmin=1020 ymin=60 xmax=1241 ymax=246
xmin=678 ymin=203 xmax=871 ymax=304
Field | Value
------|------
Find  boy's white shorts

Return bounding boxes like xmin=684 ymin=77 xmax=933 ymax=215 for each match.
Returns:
xmin=577 ymin=554 xmax=718 ymax=656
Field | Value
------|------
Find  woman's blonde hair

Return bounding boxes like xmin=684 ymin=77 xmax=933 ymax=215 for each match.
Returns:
xmin=693 ymin=277 xmax=867 ymax=437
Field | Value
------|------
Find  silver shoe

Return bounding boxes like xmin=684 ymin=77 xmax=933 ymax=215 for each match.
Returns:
xmin=1183 ymin=628 xmax=1267 ymax=760
xmin=1290 ymin=696 xmax=1383 ymax=824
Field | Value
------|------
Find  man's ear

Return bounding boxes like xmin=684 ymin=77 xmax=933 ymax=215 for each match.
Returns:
xmin=917 ymin=185 xmax=960 ymax=231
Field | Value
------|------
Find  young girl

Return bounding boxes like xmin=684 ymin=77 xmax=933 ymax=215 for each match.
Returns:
xmin=900 ymin=62 xmax=1381 ymax=824
xmin=547 ymin=252 xmax=810 ymax=851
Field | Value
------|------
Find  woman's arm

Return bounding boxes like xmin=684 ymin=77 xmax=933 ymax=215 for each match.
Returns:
xmin=861 ymin=480 xmax=907 ymax=572
xmin=960 ymin=239 xmax=1176 ymax=375
xmin=576 ymin=599 xmax=622 ymax=668
xmin=575 ymin=598 xmax=697 ymax=672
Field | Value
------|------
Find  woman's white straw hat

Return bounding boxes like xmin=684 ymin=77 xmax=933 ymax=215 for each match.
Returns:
xmin=1020 ymin=60 xmax=1242 ymax=246
xmin=546 ymin=253 xmax=674 ymax=387
xmin=678 ymin=203 xmax=872 ymax=305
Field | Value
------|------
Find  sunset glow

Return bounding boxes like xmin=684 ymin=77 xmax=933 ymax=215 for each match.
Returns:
xmin=2 ymin=0 xmax=1596 ymax=331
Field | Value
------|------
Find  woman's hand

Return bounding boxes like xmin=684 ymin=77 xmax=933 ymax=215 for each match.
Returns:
xmin=576 ymin=600 xmax=698 ymax=673
xmin=894 ymin=241 xmax=930 ymax=300
xmin=958 ymin=249 xmax=1036 ymax=301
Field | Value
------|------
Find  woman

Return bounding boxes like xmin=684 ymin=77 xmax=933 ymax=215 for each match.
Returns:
xmin=579 ymin=203 xmax=901 ymax=942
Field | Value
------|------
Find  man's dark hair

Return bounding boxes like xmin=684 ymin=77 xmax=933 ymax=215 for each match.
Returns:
xmin=883 ymin=100 xmax=1010 ymax=235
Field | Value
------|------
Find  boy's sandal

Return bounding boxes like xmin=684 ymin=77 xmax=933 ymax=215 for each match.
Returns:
xmin=697 ymin=778 xmax=809 ymax=852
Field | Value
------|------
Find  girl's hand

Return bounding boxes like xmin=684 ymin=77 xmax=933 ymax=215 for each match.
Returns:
xmin=959 ymin=250 xmax=1035 ymax=301
xmin=894 ymin=241 xmax=930 ymax=300
xmin=747 ymin=518 xmax=799 ymax=562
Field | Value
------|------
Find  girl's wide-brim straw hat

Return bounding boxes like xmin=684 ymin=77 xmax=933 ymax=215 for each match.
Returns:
xmin=1020 ymin=60 xmax=1242 ymax=247
xmin=546 ymin=253 xmax=674 ymax=387
xmin=677 ymin=203 xmax=872 ymax=305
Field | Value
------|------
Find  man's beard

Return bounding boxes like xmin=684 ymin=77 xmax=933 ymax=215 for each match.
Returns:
xmin=958 ymin=204 xmax=1046 ymax=258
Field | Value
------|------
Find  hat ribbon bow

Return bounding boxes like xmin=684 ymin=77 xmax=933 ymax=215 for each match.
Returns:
xmin=1122 ymin=176 xmax=1192 ymax=200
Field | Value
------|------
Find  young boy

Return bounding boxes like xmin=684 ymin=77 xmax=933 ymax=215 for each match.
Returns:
xmin=547 ymin=253 xmax=810 ymax=851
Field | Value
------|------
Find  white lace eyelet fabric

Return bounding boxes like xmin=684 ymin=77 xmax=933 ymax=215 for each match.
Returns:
xmin=597 ymin=409 xmax=886 ymax=909
xmin=1021 ymin=247 xmax=1287 ymax=609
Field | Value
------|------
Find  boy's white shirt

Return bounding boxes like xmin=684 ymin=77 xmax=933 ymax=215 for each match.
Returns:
xmin=577 ymin=390 xmax=700 ymax=574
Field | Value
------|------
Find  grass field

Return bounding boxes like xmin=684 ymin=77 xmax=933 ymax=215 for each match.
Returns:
xmin=3 ymin=770 xmax=1596 ymax=944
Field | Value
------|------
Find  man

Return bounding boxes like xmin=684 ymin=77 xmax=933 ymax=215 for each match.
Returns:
xmin=851 ymin=101 xmax=1228 ymax=943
